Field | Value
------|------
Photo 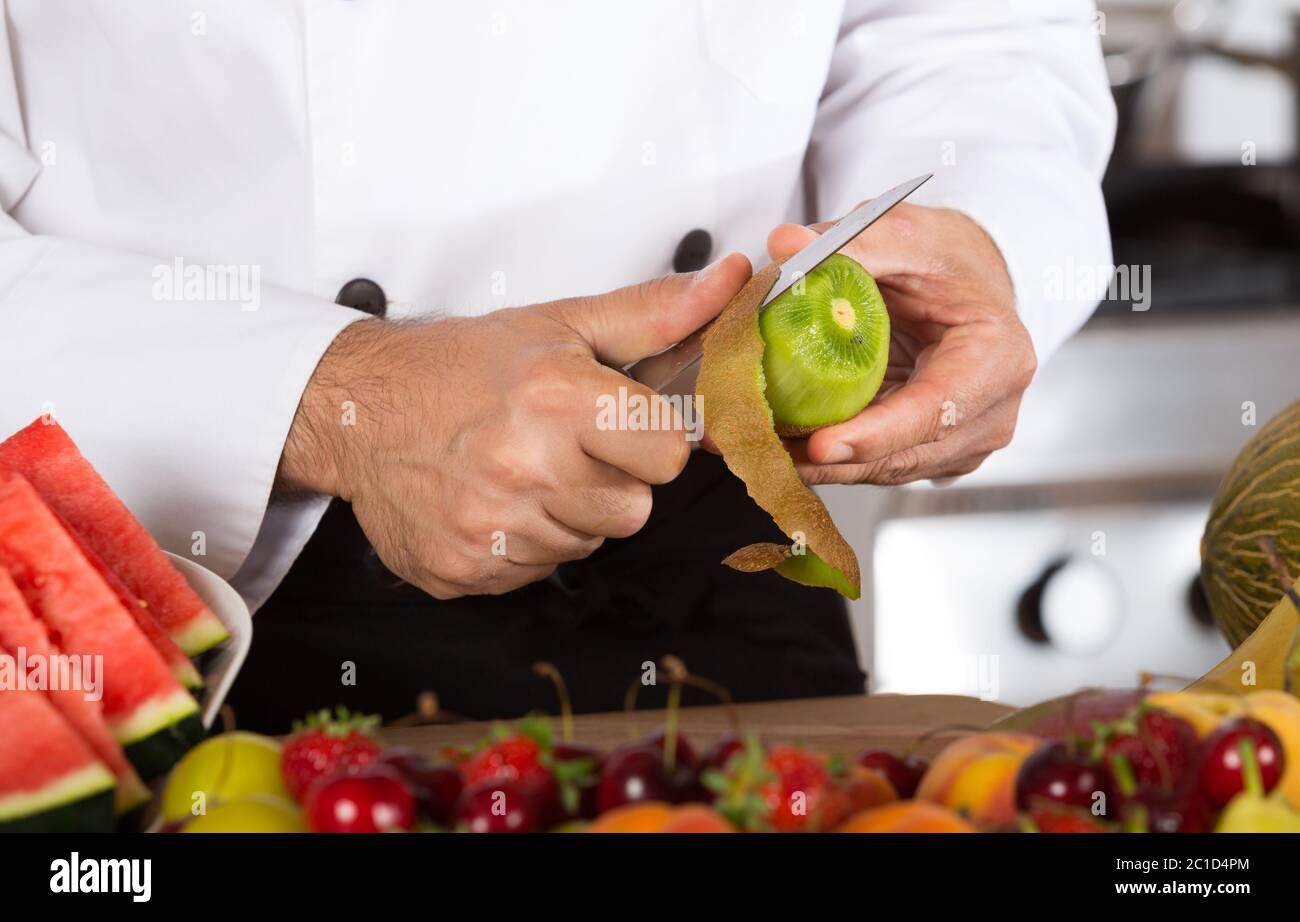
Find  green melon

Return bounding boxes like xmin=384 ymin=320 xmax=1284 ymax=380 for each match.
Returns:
xmin=1202 ymin=398 xmax=1300 ymax=647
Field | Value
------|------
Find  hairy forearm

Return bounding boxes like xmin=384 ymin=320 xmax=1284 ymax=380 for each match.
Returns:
xmin=275 ymin=319 xmax=391 ymax=499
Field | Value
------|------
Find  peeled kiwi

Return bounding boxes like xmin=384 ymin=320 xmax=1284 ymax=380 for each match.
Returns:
xmin=759 ymin=253 xmax=889 ymax=434
xmin=696 ymin=261 xmax=866 ymax=599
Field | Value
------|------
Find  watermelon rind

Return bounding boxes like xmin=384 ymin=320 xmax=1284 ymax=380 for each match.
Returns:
xmin=122 ymin=710 xmax=206 ymax=783
xmin=0 ymin=763 xmax=115 ymax=832
xmin=172 ymin=614 xmax=230 ymax=659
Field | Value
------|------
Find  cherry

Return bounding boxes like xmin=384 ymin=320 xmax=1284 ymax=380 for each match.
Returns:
xmin=1197 ymin=718 xmax=1284 ymax=807
xmin=702 ymin=734 xmax=747 ymax=772
xmin=305 ymin=765 xmax=417 ymax=833
xmin=455 ymin=779 xmax=540 ymax=833
xmin=642 ymin=726 xmax=699 ymax=770
xmin=551 ymin=740 xmax=604 ymax=820
xmin=857 ymin=749 xmax=928 ymax=799
xmin=378 ymin=748 xmax=463 ymax=826
xmin=1125 ymin=785 xmax=1212 ymax=833
xmin=1015 ymin=742 xmax=1112 ymax=814
xmin=595 ymin=745 xmax=674 ymax=813
xmin=553 ymin=740 xmax=604 ymax=769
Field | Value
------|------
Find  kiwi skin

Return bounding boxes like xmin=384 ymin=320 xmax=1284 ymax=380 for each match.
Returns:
xmin=758 ymin=253 xmax=889 ymax=431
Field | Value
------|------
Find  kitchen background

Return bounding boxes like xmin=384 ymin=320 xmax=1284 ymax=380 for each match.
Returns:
xmin=824 ymin=0 xmax=1300 ymax=705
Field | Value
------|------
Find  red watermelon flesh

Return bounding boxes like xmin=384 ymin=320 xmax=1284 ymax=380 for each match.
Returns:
xmin=52 ymin=506 xmax=203 ymax=690
xmin=0 ymin=642 xmax=116 ymax=831
xmin=0 ymin=468 xmax=199 ymax=754
xmin=0 ymin=568 xmax=149 ymax=812
xmin=0 ymin=419 xmax=228 ymax=656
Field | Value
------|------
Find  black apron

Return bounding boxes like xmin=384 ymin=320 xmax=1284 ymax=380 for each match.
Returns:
xmin=226 ymin=451 xmax=865 ymax=733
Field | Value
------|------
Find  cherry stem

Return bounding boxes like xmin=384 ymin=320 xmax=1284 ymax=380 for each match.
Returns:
xmin=1239 ymin=737 xmax=1264 ymax=799
xmin=661 ymin=656 xmax=689 ymax=773
xmin=385 ymin=691 xmax=446 ymax=728
xmin=532 ymin=662 xmax=574 ymax=742
xmin=622 ymin=678 xmax=643 ymax=743
xmin=678 ymin=675 xmax=741 ymax=732
xmin=1110 ymin=752 xmax=1138 ymax=798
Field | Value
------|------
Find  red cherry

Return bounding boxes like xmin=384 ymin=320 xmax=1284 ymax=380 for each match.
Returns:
xmin=455 ymin=779 xmax=540 ymax=833
xmin=642 ymin=726 xmax=699 ymax=769
xmin=1197 ymin=718 xmax=1284 ymax=807
xmin=702 ymin=734 xmax=747 ymax=772
xmin=378 ymin=749 xmax=463 ymax=826
xmin=1125 ymin=785 xmax=1212 ymax=833
xmin=305 ymin=765 xmax=416 ymax=833
xmin=595 ymin=745 xmax=674 ymax=813
xmin=1015 ymin=742 xmax=1112 ymax=814
xmin=550 ymin=741 xmax=604 ymax=820
xmin=857 ymin=749 xmax=928 ymax=799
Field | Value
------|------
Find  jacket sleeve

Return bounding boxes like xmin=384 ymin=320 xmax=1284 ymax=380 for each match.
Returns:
xmin=810 ymin=0 xmax=1117 ymax=362
xmin=0 ymin=33 xmax=360 ymax=588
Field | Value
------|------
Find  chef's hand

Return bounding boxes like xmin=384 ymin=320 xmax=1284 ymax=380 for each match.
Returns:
xmin=769 ymin=205 xmax=1036 ymax=485
xmin=276 ymin=254 xmax=751 ymax=600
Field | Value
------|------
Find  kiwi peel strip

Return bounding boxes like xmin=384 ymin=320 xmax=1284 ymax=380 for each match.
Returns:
xmin=696 ymin=262 xmax=861 ymax=599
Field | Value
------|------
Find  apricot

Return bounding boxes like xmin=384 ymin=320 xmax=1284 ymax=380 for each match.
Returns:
xmin=843 ymin=764 xmax=898 ymax=813
xmin=659 ymin=805 xmax=736 ymax=833
xmin=584 ymin=801 xmax=735 ymax=833
xmin=836 ymin=801 xmax=976 ymax=833
xmin=585 ymin=802 xmax=675 ymax=833
xmin=915 ymin=732 xmax=1038 ymax=828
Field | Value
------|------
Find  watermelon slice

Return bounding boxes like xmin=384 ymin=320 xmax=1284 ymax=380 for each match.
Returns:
xmin=0 ymin=644 xmax=116 ymax=832
xmin=0 ymin=568 xmax=150 ymax=813
xmin=0 ymin=468 xmax=203 ymax=780
xmin=53 ymin=507 xmax=203 ymax=690
xmin=0 ymin=419 xmax=229 ymax=656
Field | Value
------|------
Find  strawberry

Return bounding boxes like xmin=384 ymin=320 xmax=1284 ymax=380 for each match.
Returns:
xmin=450 ymin=716 xmax=596 ymax=827
xmin=281 ymin=708 xmax=382 ymax=802
xmin=1096 ymin=706 xmax=1199 ymax=795
xmin=707 ymin=739 xmax=850 ymax=832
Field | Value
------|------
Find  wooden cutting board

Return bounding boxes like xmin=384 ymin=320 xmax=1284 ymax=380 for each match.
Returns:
xmin=379 ymin=694 xmax=1012 ymax=759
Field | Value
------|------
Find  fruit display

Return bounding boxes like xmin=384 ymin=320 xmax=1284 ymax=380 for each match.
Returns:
xmin=132 ymin=668 xmax=1300 ymax=834
xmin=0 ymin=417 xmax=234 ymax=830
xmin=6 ymin=396 xmax=1300 ymax=836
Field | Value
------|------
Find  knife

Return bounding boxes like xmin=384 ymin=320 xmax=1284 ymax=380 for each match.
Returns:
xmin=626 ymin=173 xmax=932 ymax=397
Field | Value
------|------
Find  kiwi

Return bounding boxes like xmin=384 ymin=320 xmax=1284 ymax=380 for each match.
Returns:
xmin=696 ymin=262 xmax=862 ymax=599
xmin=758 ymin=253 xmax=889 ymax=430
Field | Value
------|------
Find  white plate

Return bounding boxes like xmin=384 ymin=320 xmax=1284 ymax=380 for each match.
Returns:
xmin=164 ymin=552 xmax=252 ymax=729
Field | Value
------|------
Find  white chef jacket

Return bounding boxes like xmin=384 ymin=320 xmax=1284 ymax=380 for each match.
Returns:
xmin=0 ymin=0 xmax=1115 ymax=612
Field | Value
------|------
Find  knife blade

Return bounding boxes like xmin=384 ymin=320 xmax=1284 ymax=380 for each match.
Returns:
xmin=626 ymin=173 xmax=931 ymax=397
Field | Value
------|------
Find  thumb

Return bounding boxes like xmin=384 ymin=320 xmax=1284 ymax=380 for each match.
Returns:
xmin=553 ymin=251 xmax=752 ymax=367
